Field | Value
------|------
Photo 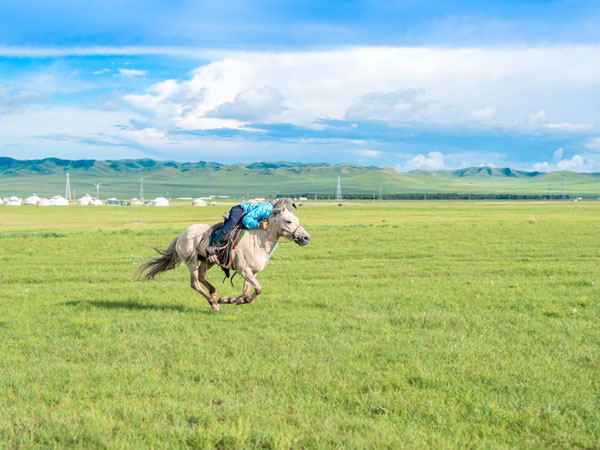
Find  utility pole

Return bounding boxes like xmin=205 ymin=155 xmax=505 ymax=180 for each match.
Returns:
xmin=140 ymin=177 xmax=144 ymax=203
xmin=65 ymin=173 xmax=72 ymax=201
xmin=378 ymin=181 xmax=383 ymax=200
xmin=561 ymin=174 xmax=566 ymax=199
xmin=336 ymin=176 xmax=342 ymax=201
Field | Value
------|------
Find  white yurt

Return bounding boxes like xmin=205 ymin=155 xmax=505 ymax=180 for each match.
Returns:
xmin=192 ymin=198 xmax=207 ymax=207
xmin=89 ymin=198 xmax=103 ymax=206
xmin=0 ymin=198 xmax=4 ymax=205
xmin=106 ymin=197 xmax=121 ymax=206
xmin=51 ymin=195 xmax=69 ymax=206
xmin=36 ymin=198 xmax=51 ymax=206
xmin=6 ymin=196 xmax=22 ymax=206
xmin=128 ymin=198 xmax=143 ymax=206
xmin=152 ymin=197 xmax=169 ymax=207
xmin=24 ymin=194 xmax=40 ymax=205
xmin=78 ymin=194 xmax=93 ymax=206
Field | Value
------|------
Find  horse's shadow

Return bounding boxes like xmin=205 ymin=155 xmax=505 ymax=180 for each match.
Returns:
xmin=63 ymin=299 xmax=213 ymax=314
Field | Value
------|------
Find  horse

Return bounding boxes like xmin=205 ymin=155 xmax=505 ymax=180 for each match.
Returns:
xmin=135 ymin=199 xmax=311 ymax=311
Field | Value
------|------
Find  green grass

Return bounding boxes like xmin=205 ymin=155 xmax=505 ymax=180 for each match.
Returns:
xmin=1 ymin=202 xmax=599 ymax=448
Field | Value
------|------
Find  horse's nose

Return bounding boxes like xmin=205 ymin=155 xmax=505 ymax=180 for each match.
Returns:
xmin=302 ymin=235 xmax=311 ymax=245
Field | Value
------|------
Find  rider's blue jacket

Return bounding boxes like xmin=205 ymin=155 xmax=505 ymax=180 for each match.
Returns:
xmin=240 ymin=201 xmax=274 ymax=229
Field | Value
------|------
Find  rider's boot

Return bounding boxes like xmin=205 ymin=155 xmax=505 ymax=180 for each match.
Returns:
xmin=206 ymin=233 xmax=228 ymax=261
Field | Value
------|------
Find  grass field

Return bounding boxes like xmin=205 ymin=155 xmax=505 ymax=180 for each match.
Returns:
xmin=1 ymin=202 xmax=599 ymax=448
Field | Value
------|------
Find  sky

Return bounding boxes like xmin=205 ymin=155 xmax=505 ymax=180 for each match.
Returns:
xmin=2 ymin=0 xmax=600 ymax=171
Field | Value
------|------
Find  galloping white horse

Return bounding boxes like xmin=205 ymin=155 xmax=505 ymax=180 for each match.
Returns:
xmin=136 ymin=200 xmax=310 ymax=311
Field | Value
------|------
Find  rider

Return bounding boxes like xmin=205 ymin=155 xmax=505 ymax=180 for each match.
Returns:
xmin=206 ymin=199 xmax=276 ymax=257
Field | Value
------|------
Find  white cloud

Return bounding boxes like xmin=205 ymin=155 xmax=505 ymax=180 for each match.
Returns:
xmin=118 ymin=68 xmax=147 ymax=77
xmin=471 ymin=106 xmax=496 ymax=121
xmin=528 ymin=109 xmax=547 ymax=124
xmin=92 ymin=68 xmax=110 ymax=75
xmin=405 ymin=151 xmax=446 ymax=170
xmin=207 ymin=86 xmax=284 ymax=122
xmin=0 ymin=106 xmax=147 ymax=159
xmin=556 ymin=154 xmax=584 ymax=170
xmin=544 ymin=122 xmax=593 ymax=131
xmin=553 ymin=147 xmax=563 ymax=162
xmin=0 ymin=86 xmax=45 ymax=114
xmin=532 ymin=161 xmax=550 ymax=171
xmin=532 ymin=152 xmax=587 ymax=172
xmin=0 ymin=45 xmax=225 ymax=59
xmin=345 ymin=88 xmax=427 ymax=121
xmin=354 ymin=149 xmax=382 ymax=158
xmin=585 ymin=137 xmax=600 ymax=151
xmin=120 ymin=45 xmax=600 ymax=132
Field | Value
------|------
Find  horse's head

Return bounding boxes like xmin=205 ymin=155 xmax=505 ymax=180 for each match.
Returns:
xmin=270 ymin=199 xmax=311 ymax=246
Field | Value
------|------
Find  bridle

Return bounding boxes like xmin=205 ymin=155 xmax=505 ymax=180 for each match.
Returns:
xmin=290 ymin=224 xmax=303 ymax=243
xmin=274 ymin=214 xmax=303 ymax=243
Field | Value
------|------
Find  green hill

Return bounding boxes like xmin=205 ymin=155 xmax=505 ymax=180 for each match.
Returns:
xmin=0 ymin=157 xmax=599 ymax=199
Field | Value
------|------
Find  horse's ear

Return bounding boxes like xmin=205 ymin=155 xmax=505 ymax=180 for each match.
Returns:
xmin=272 ymin=199 xmax=287 ymax=214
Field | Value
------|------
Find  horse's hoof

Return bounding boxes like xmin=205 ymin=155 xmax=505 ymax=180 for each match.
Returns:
xmin=211 ymin=304 xmax=220 ymax=312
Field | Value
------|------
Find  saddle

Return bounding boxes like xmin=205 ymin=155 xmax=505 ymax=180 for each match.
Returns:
xmin=202 ymin=222 xmax=245 ymax=269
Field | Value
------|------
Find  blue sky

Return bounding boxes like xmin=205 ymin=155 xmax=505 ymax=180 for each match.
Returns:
xmin=2 ymin=0 xmax=600 ymax=171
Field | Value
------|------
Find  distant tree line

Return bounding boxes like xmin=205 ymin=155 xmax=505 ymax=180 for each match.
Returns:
xmin=277 ymin=193 xmax=569 ymax=200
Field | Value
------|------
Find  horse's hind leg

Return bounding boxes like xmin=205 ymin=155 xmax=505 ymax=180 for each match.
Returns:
xmin=199 ymin=259 xmax=217 ymax=304
xmin=186 ymin=257 xmax=219 ymax=311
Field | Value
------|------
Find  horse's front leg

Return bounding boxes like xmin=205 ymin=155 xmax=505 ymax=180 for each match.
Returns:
xmin=219 ymin=279 xmax=251 ymax=304
xmin=235 ymin=269 xmax=262 ymax=305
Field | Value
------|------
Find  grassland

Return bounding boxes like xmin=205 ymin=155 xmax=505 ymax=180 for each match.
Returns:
xmin=0 ymin=202 xmax=599 ymax=448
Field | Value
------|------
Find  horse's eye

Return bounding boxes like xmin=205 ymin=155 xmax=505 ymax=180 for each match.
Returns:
xmin=286 ymin=220 xmax=292 ymax=224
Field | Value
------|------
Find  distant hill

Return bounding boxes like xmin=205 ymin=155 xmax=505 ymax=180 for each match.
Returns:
xmin=0 ymin=157 xmax=599 ymax=198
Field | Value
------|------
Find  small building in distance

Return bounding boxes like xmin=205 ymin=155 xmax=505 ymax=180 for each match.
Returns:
xmin=192 ymin=198 xmax=207 ymax=207
xmin=51 ymin=195 xmax=69 ymax=206
xmin=36 ymin=198 xmax=52 ymax=206
xmin=89 ymin=198 xmax=103 ymax=206
xmin=5 ymin=196 xmax=22 ymax=206
xmin=0 ymin=198 xmax=4 ymax=205
xmin=78 ymin=194 xmax=93 ymax=206
xmin=128 ymin=198 xmax=143 ymax=206
xmin=152 ymin=197 xmax=169 ymax=207
xmin=106 ymin=197 xmax=123 ymax=206
xmin=24 ymin=194 xmax=40 ymax=205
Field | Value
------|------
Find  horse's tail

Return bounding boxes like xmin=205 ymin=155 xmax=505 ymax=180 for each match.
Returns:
xmin=135 ymin=236 xmax=181 ymax=280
